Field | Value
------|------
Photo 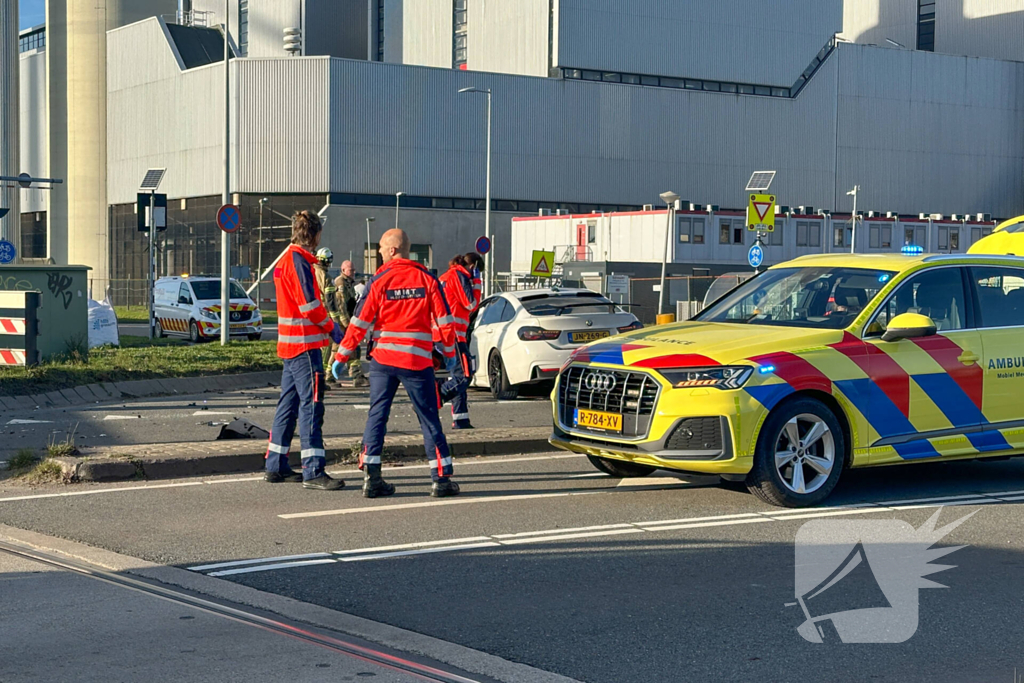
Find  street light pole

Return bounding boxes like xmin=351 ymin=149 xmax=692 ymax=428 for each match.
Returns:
xmin=658 ymin=191 xmax=680 ymax=317
xmin=221 ymin=0 xmax=231 ymax=345
xmin=847 ymin=185 xmax=859 ymax=254
xmin=394 ymin=191 xmax=404 ymax=229
xmin=365 ymin=216 xmax=376 ymax=275
xmin=458 ymin=87 xmax=493 ymax=297
xmin=257 ymin=198 xmax=267 ymax=305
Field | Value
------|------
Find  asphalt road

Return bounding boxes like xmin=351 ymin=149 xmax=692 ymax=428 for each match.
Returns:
xmin=0 ymin=384 xmax=553 ymax=455
xmin=1 ymin=452 xmax=1023 ymax=681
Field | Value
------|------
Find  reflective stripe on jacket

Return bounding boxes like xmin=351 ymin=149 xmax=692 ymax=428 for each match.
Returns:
xmin=433 ymin=264 xmax=476 ymax=343
xmin=275 ymin=245 xmax=336 ymax=359
xmin=335 ymin=258 xmax=457 ymax=371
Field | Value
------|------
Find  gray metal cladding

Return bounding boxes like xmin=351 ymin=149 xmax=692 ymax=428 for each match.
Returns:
xmin=936 ymin=0 xmax=1024 ymax=62
xmin=19 ymin=50 xmax=47 ymax=214
xmin=553 ymin=0 xmax=843 ymax=87
xmin=305 ymin=0 xmax=367 ymax=59
xmin=469 ymin=0 xmax=550 ymax=77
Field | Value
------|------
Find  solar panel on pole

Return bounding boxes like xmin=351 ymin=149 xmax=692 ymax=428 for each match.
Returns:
xmin=745 ymin=171 xmax=777 ymax=193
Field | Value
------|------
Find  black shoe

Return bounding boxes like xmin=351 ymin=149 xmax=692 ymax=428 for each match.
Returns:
xmin=303 ymin=474 xmax=345 ymax=490
xmin=431 ymin=480 xmax=460 ymax=498
xmin=363 ymin=472 xmax=396 ymax=499
xmin=264 ymin=470 xmax=303 ymax=483
xmin=452 ymin=422 xmax=475 ymax=430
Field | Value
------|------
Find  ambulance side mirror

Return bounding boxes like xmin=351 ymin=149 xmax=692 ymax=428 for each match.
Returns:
xmin=881 ymin=313 xmax=937 ymax=343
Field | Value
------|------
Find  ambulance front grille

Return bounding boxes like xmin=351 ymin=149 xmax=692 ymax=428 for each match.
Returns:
xmin=557 ymin=365 xmax=660 ymax=439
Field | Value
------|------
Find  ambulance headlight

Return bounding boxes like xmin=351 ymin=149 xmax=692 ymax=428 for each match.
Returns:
xmin=658 ymin=366 xmax=753 ymax=390
xmin=200 ymin=309 xmax=220 ymax=321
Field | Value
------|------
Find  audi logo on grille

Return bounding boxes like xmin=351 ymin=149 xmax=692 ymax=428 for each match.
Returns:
xmin=584 ymin=372 xmax=617 ymax=392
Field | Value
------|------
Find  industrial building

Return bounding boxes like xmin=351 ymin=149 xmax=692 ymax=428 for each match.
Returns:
xmin=7 ymin=0 xmax=1024 ymax=300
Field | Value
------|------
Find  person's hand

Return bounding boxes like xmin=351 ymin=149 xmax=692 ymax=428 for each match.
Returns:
xmin=329 ymin=322 xmax=343 ymax=344
xmin=331 ymin=360 xmax=346 ymax=381
xmin=445 ymin=354 xmax=465 ymax=381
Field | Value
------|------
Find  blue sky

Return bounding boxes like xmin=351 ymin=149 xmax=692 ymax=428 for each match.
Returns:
xmin=20 ymin=0 xmax=45 ymax=29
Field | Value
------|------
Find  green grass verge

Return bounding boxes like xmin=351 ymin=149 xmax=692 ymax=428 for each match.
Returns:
xmin=113 ymin=306 xmax=277 ymax=324
xmin=0 ymin=336 xmax=281 ymax=397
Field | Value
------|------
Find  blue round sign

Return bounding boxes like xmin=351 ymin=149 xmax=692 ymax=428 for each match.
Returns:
xmin=747 ymin=244 xmax=764 ymax=269
xmin=217 ymin=204 xmax=241 ymax=234
xmin=475 ymin=235 xmax=491 ymax=255
xmin=0 ymin=239 xmax=15 ymax=264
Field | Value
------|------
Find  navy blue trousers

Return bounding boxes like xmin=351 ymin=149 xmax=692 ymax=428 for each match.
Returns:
xmin=361 ymin=360 xmax=453 ymax=482
xmin=266 ymin=349 xmax=327 ymax=480
xmin=450 ymin=341 xmax=472 ymax=427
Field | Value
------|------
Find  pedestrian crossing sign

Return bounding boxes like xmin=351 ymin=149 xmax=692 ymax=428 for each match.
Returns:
xmin=531 ymin=250 xmax=555 ymax=278
xmin=747 ymin=194 xmax=776 ymax=232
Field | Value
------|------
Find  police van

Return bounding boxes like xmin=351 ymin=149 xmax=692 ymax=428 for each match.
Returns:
xmin=153 ymin=275 xmax=263 ymax=342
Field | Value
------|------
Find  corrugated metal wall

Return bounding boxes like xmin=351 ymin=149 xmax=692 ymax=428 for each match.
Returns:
xmin=400 ymin=0 xmax=451 ymax=68
xmin=937 ymin=0 xmax=1024 ymax=62
xmin=19 ymin=50 xmax=47 ymax=214
xmin=244 ymin=0 xmax=300 ymax=58
xmin=554 ymin=0 xmax=843 ymax=87
xmin=840 ymin=0 xmax=917 ymax=49
xmin=835 ymin=43 xmax=1024 ymax=216
xmin=469 ymin=0 xmax=549 ymax=77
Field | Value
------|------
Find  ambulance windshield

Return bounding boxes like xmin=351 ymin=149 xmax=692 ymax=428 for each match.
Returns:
xmin=694 ymin=267 xmax=895 ymax=329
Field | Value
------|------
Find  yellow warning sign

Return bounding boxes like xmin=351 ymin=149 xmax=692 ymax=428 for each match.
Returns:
xmin=530 ymin=250 xmax=555 ymax=278
xmin=747 ymin=194 xmax=776 ymax=232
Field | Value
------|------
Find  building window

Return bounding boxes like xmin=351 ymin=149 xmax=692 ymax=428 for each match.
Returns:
xmin=680 ymin=217 xmax=705 ymax=244
xmin=950 ymin=229 xmax=960 ymax=251
xmin=693 ymin=218 xmax=705 ymax=245
xmin=937 ymin=226 xmax=949 ymax=250
xmin=971 ymin=226 xmax=993 ymax=244
xmin=377 ymin=0 xmax=385 ymax=61
xmin=918 ymin=0 xmax=935 ymax=51
xmin=453 ymin=0 xmax=467 ymax=68
xmin=587 ymin=221 xmax=596 ymax=244
xmin=238 ymin=0 xmax=249 ymax=57
xmin=833 ymin=226 xmax=845 ymax=248
xmin=20 ymin=211 xmax=47 ymax=259
xmin=678 ymin=217 xmax=690 ymax=243
xmin=18 ymin=27 xmax=45 ymax=53
xmin=869 ymin=224 xmax=892 ymax=249
xmin=720 ymin=219 xmax=744 ymax=245
xmin=796 ymin=221 xmax=821 ymax=248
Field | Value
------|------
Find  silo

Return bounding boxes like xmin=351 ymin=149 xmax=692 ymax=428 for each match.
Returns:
xmin=0 ymin=0 xmax=19 ymax=259
xmin=64 ymin=0 xmax=174 ymax=296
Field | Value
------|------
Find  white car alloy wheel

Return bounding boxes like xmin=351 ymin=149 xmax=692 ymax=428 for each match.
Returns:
xmin=773 ymin=413 xmax=835 ymax=495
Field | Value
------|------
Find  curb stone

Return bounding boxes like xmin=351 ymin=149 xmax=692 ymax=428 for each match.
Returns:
xmin=42 ymin=427 xmax=555 ymax=483
xmin=0 ymin=371 xmax=282 ymax=411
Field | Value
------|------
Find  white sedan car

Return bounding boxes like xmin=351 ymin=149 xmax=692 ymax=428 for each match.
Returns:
xmin=467 ymin=288 xmax=642 ymax=399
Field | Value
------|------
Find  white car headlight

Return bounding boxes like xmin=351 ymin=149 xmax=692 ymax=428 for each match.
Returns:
xmin=658 ymin=366 xmax=753 ymax=390
xmin=200 ymin=309 xmax=219 ymax=321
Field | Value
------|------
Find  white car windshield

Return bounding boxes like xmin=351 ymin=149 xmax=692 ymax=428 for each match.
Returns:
xmin=521 ymin=294 xmax=617 ymax=316
xmin=695 ymin=267 xmax=896 ymax=329
xmin=191 ymin=281 xmax=248 ymax=300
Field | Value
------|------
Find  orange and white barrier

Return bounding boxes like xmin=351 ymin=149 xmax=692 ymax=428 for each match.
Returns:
xmin=0 ymin=291 xmax=40 ymax=367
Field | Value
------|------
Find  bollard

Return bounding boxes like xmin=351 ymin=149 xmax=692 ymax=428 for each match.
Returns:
xmin=656 ymin=313 xmax=676 ymax=325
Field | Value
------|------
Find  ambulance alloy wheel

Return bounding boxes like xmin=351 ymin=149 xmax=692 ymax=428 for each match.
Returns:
xmin=189 ymin=320 xmax=203 ymax=343
xmin=155 ymin=321 xmax=165 ymax=338
xmin=586 ymin=455 xmax=656 ymax=478
xmin=746 ymin=397 xmax=845 ymax=508
xmin=488 ymin=352 xmax=519 ymax=401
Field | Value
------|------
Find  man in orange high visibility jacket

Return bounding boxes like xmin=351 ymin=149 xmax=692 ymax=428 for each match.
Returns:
xmin=434 ymin=254 xmax=477 ymax=428
xmin=464 ymin=251 xmax=483 ymax=307
xmin=265 ymin=211 xmax=345 ymax=491
xmin=332 ymin=228 xmax=466 ymax=498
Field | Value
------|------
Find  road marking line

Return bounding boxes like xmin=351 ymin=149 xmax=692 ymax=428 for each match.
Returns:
xmin=278 ymin=491 xmax=604 ymax=518
xmin=638 ymin=517 xmax=774 ymax=532
xmin=762 ymin=507 xmax=890 ymax=521
xmin=338 ymin=542 xmax=500 ymax=563
xmin=192 ymin=411 xmax=236 ymax=416
xmin=493 ymin=523 xmax=635 ymax=539
xmin=498 ymin=528 xmax=643 ymax=545
xmin=103 ymin=415 xmax=141 ymax=421
xmin=0 ymin=453 xmax=585 ymax=503
xmin=333 ymin=537 xmax=492 ymax=556
xmin=189 ymin=552 xmax=334 ymax=572
xmin=638 ymin=513 xmax=764 ymax=527
xmin=6 ymin=419 xmax=53 ymax=425
xmin=889 ymin=498 xmax=997 ymax=511
xmin=208 ymin=558 xmax=338 ymax=577
xmin=616 ymin=476 xmax=692 ymax=487
xmin=873 ymin=493 xmax=991 ymax=506
xmin=571 ymin=472 xmax=609 ymax=478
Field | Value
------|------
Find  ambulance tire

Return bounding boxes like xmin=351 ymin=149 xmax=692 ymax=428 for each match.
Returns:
xmin=248 ymin=333 xmax=262 ymax=341
xmin=488 ymin=352 xmax=519 ymax=401
xmin=155 ymin=321 xmax=165 ymax=338
xmin=189 ymin=320 xmax=203 ymax=344
xmin=746 ymin=397 xmax=845 ymax=508
xmin=587 ymin=455 xmax=656 ymax=478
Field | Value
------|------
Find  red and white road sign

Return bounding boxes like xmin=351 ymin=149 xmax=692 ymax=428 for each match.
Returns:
xmin=0 ymin=317 xmax=26 ymax=335
xmin=0 ymin=349 xmax=27 ymax=366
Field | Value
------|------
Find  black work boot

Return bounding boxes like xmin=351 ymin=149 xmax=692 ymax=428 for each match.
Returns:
xmin=363 ymin=467 xmax=396 ymax=498
xmin=303 ymin=473 xmax=345 ymax=490
xmin=431 ymin=479 xmax=460 ymax=498
xmin=264 ymin=470 xmax=303 ymax=483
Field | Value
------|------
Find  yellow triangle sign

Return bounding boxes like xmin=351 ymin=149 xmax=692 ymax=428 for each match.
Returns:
xmin=531 ymin=250 xmax=556 ymax=278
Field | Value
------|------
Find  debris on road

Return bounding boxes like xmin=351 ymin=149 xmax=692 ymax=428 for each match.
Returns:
xmin=216 ymin=418 xmax=270 ymax=440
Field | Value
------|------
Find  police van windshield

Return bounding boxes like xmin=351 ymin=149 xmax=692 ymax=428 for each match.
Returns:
xmin=694 ymin=267 xmax=895 ymax=329
xmin=191 ymin=281 xmax=248 ymax=300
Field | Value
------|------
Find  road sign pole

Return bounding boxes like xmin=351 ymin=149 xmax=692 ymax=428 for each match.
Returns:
xmin=148 ymin=192 xmax=156 ymax=340
xmin=221 ymin=0 xmax=230 ymax=346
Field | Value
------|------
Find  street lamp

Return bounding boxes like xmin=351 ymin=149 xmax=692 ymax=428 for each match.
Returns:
xmin=847 ymin=185 xmax=860 ymax=254
xmin=459 ymin=86 xmax=493 ymax=297
xmin=365 ymin=216 xmax=376 ymax=275
xmin=257 ymin=197 xmax=268 ymax=305
xmin=658 ymin=191 xmax=680 ymax=317
xmin=394 ymin=191 xmax=405 ymax=229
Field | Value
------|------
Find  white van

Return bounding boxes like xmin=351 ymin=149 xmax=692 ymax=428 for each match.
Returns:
xmin=153 ymin=276 xmax=263 ymax=342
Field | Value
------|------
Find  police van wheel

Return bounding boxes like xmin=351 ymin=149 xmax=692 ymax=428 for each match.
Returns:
xmin=488 ymin=352 xmax=518 ymax=401
xmin=586 ymin=455 xmax=656 ymax=478
xmin=189 ymin=320 xmax=203 ymax=344
xmin=746 ymin=397 xmax=844 ymax=508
